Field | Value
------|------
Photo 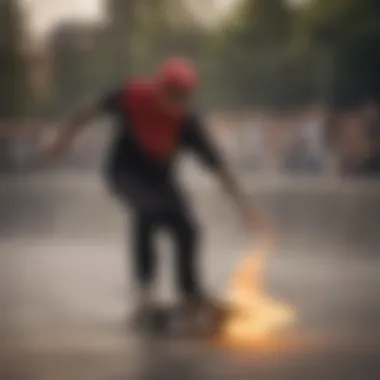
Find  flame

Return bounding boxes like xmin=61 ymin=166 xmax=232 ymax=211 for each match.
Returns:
xmin=221 ymin=234 xmax=296 ymax=346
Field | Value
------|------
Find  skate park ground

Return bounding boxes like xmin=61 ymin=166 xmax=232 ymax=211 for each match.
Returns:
xmin=1 ymin=168 xmax=380 ymax=379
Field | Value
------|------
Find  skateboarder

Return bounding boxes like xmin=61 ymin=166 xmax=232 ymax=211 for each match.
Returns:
xmin=44 ymin=57 xmax=268 ymax=318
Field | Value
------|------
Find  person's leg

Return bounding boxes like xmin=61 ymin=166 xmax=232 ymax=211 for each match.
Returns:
xmin=164 ymin=194 xmax=227 ymax=327
xmin=169 ymin=211 xmax=202 ymax=300
xmin=159 ymin=182 xmax=204 ymax=301
xmin=132 ymin=212 xmax=158 ymax=306
xmin=110 ymin=170 xmax=163 ymax=311
xmin=110 ymin=169 xmax=206 ymax=306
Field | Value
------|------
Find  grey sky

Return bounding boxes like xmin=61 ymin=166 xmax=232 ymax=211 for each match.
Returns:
xmin=24 ymin=0 xmax=237 ymax=40
xmin=24 ymin=0 xmax=102 ymax=39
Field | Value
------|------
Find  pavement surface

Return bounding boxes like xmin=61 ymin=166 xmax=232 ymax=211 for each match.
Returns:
xmin=1 ymin=169 xmax=380 ymax=379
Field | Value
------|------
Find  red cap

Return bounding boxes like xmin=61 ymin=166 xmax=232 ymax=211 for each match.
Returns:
xmin=157 ymin=57 xmax=198 ymax=91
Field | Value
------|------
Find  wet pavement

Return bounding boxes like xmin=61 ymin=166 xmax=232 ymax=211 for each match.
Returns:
xmin=1 ymin=170 xmax=380 ymax=379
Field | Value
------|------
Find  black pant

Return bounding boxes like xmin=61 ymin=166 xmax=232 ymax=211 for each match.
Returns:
xmin=111 ymin=169 xmax=201 ymax=298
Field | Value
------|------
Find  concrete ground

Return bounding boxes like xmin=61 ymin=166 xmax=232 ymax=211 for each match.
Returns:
xmin=1 ymin=170 xmax=380 ymax=379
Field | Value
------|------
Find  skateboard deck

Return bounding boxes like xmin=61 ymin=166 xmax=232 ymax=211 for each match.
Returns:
xmin=131 ymin=302 xmax=231 ymax=338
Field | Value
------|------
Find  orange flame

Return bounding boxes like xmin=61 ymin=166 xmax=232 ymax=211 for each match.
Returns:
xmin=221 ymin=234 xmax=296 ymax=346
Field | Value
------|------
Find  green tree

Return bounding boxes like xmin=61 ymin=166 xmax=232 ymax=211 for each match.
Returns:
xmin=0 ymin=0 xmax=30 ymax=117
xmin=0 ymin=0 xmax=30 ymax=171
xmin=131 ymin=0 xmax=210 ymax=73
xmin=301 ymin=0 xmax=380 ymax=107
xmin=209 ymin=0 xmax=301 ymax=109
xmin=105 ymin=0 xmax=138 ymax=83
xmin=49 ymin=23 xmax=102 ymax=113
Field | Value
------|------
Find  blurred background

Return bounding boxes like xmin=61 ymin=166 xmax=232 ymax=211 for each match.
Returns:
xmin=0 ymin=0 xmax=380 ymax=176
xmin=1 ymin=1 xmax=380 ymax=379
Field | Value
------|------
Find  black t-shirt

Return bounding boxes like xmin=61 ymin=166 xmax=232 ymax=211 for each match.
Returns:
xmin=99 ymin=89 xmax=223 ymax=180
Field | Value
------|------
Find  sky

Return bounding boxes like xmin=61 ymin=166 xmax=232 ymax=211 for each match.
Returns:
xmin=24 ymin=0 xmax=237 ymax=41
xmin=24 ymin=0 xmax=103 ymax=39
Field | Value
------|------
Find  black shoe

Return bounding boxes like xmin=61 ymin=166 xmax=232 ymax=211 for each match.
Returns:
xmin=131 ymin=303 xmax=172 ymax=335
xmin=180 ymin=295 xmax=228 ymax=336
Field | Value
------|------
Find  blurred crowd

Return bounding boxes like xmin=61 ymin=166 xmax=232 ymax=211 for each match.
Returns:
xmin=0 ymin=100 xmax=379 ymax=177
xmin=213 ymin=100 xmax=380 ymax=177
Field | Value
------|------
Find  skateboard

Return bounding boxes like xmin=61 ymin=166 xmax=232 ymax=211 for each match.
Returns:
xmin=131 ymin=302 xmax=230 ymax=338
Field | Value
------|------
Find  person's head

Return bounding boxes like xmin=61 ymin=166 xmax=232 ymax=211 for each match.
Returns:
xmin=154 ymin=57 xmax=198 ymax=114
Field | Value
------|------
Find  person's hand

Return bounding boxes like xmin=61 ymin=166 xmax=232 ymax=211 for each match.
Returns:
xmin=242 ymin=206 xmax=278 ymax=248
xmin=218 ymin=167 xmax=278 ymax=246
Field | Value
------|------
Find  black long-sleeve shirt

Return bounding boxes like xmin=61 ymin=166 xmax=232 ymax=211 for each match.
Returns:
xmin=99 ymin=89 xmax=223 ymax=181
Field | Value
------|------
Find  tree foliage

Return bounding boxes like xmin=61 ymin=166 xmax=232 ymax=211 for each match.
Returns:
xmin=47 ymin=0 xmax=380 ymax=111
xmin=202 ymin=0 xmax=380 ymax=109
xmin=207 ymin=0 xmax=301 ymax=109
xmin=131 ymin=0 xmax=209 ymax=73
xmin=301 ymin=0 xmax=380 ymax=107
xmin=0 ymin=0 xmax=30 ymax=118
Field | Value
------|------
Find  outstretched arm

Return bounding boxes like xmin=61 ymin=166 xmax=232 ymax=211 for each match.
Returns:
xmin=45 ymin=97 xmax=101 ymax=158
xmin=181 ymin=115 xmax=271 ymax=233
xmin=44 ymin=89 xmax=123 ymax=159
